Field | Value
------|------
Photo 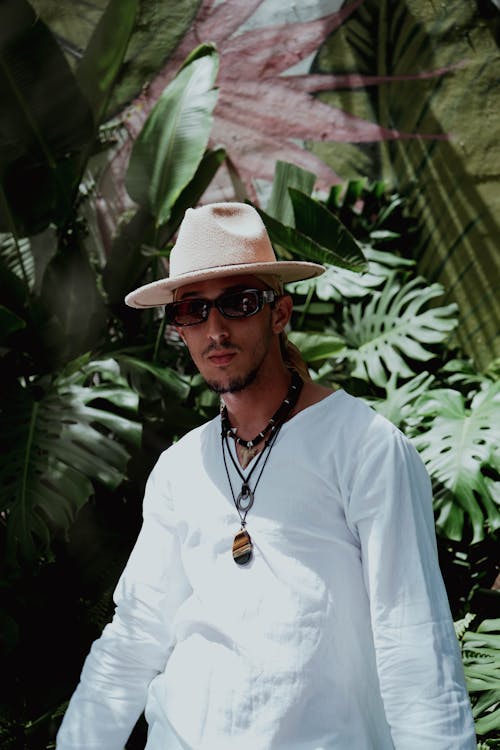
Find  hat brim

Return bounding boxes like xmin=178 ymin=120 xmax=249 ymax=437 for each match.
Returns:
xmin=124 ymin=261 xmax=325 ymax=308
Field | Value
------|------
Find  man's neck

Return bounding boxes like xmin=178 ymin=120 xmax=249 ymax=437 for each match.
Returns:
xmin=221 ymin=363 xmax=292 ymax=442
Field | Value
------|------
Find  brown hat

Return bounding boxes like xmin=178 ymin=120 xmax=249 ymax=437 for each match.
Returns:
xmin=124 ymin=202 xmax=325 ymax=308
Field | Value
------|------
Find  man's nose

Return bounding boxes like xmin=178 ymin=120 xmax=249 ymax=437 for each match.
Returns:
xmin=205 ymin=305 xmax=230 ymax=342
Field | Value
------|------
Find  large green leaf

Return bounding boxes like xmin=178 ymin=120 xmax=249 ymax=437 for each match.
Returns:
xmin=365 ymin=371 xmax=435 ymax=428
xmin=341 ymin=275 xmax=458 ymax=387
xmin=37 ymin=234 xmax=107 ymax=367
xmin=411 ymin=383 xmax=500 ymax=543
xmin=290 ymin=188 xmax=368 ymax=271
xmin=290 ymin=245 xmax=415 ymax=302
xmin=287 ymin=331 xmax=346 ymax=363
xmin=31 ymin=0 xmax=201 ymax=116
xmin=0 ymin=358 xmax=141 ymax=562
xmin=256 ymin=202 xmax=367 ymax=272
xmin=413 ymin=383 xmax=500 ymax=542
xmin=0 ymin=305 xmax=26 ymax=342
xmin=75 ymin=0 xmax=138 ymax=127
xmin=0 ymin=233 xmax=33 ymax=292
xmin=103 ymin=146 xmax=226 ymax=305
xmin=266 ymin=161 xmax=316 ymax=226
xmin=125 ymin=43 xmax=219 ymax=227
xmin=458 ymin=616 xmax=500 ymax=737
xmin=0 ymin=0 xmax=94 ymax=234
xmin=116 ymin=355 xmax=191 ymax=401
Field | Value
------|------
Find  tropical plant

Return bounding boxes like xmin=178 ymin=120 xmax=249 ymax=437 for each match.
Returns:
xmin=456 ymin=614 xmax=500 ymax=742
xmin=409 ymin=383 xmax=500 ymax=544
xmin=0 ymin=3 xmax=224 ymax=744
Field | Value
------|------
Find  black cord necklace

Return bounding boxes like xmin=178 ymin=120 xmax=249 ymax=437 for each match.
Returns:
xmin=221 ymin=369 xmax=302 ymax=466
xmin=220 ymin=371 xmax=303 ymax=565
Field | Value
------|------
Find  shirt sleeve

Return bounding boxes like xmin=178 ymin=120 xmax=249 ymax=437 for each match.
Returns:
xmin=56 ymin=454 xmax=192 ymax=750
xmin=345 ymin=419 xmax=477 ymax=750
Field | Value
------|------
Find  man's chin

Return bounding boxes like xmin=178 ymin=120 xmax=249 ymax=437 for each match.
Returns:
xmin=206 ymin=367 xmax=259 ymax=394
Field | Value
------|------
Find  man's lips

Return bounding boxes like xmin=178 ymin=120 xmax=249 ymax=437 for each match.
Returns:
xmin=207 ymin=350 xmax=237 ymax=366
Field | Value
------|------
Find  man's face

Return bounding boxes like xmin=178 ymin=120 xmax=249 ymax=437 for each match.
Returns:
xmin=174 ymin=275 xmax=285 ymax=394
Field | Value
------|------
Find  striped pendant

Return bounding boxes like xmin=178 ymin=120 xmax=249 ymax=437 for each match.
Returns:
xmin=232 ymin=528 xmax=253 ymax=565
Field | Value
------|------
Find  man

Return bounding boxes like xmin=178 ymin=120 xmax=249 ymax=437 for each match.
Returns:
xmin=57 ymin=202 xmax=476 ymax=749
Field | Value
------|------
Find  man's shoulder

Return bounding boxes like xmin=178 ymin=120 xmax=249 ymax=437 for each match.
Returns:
xmin=157 ymin=414 xmax=218 ymax=463
xmin=324 ymin=388 xmax=407 ymax=447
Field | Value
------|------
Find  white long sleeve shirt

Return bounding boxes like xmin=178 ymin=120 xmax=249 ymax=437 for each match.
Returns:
xmin=56 ymin=390 xmax=476 ymax=749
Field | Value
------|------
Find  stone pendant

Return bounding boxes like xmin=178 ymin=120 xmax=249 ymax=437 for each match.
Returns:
xmin=232 ymin=528 xmax=253 ymax=565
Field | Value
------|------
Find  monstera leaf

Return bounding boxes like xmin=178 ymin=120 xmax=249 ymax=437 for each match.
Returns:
xmin=458 ymin=616 xmax=500 ymax=738
xmin=341 ymin=275 xmax=458 ymax=387
xmin=290 ymin=245 xmax=415 ymax=302
xmin=365 ymin=371 xmax=435 ymax=428
xmin=410 ymin=382 xmax=500 ymax=543
xmin=0 ymin=358 xmax=141 ymax=562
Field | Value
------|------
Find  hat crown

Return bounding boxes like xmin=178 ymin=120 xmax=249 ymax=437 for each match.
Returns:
xmin=170 ymin=202 xmax=276 ymax=277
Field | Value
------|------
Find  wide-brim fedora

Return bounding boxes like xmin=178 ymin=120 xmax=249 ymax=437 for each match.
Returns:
xmin=124 ymin=202 xmax=325 ymax=308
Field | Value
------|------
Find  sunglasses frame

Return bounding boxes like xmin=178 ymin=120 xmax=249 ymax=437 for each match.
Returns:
xmin=165 ymin=288 xmax=278 ymax=327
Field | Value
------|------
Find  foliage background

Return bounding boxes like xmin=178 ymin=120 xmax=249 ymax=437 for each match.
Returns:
xmin=0 ymin=0 xmax=499 ymax=747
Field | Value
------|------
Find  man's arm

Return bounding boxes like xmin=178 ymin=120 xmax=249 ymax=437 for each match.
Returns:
xmin=56 ymin=456 xmax=191 ymax=749
xmin=346 ymin=419 xmax=476 ymax=749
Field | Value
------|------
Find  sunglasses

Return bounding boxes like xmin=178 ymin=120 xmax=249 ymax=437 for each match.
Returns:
xmin=165 ymin=288 xmax=278 ymax=327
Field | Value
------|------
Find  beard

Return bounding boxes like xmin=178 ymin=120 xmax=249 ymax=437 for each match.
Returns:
xmin=206 ymin=364 xmax=260 ymax=394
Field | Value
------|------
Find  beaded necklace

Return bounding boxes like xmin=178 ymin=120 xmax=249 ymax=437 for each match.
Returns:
xmin=220 ymin=371 xmax=303 ymax=565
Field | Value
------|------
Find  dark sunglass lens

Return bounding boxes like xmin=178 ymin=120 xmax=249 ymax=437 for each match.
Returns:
xmin=173 ymin=299 xmax=208 ymax=325
xmin=220 ymin=291 xmax=260 ymax=318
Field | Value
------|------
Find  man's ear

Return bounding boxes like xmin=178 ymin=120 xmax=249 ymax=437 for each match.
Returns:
xmin=271 ymin=294 xmax=293 ymax=334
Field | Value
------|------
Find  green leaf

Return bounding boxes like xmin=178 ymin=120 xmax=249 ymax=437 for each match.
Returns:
xmin=290 ymin=189 xmax=367 ymax=271
xmin=341 ymin=275 xmax=458 ymax=387
xmin=31 ymin=0 xmax=201 ymax=117
xmin=365 ymin=371 xmax=435 ymax=428
xmin=290 ymin=245 xmax=415 ymax=303
xmin=103 ymin=147 xmax=226 ymax=305
xmin=0 ymin=233 xmax=33 ymax=291
xmin=75 ymin=0 xmax=138 ymax=126
xmin=0 ymin=359 xmax=141 ymax=562
xmin=287 ymin=331 xmax=346 ymax=362
xmin=411 ymin=382 xmax=500 ymax=543
xmin=37 ymin=235 xmax=107 ymax=366
xmin=0 ymin=0 xmax=94 ymax=234
xmin=125 ymin=43 xmax=219 ymax=227
xmin=460 ymin=617 xmax=500 ymax=737
xmin=0 ymin=305 xmax=26 ymax=340
xmin=266 ymin=161 xmax=316 ymax=226
xmin=117 ymin=355 xmax=191 ymax=400
xmin=256 ymin=205 xmax=367 ymax=272
xmin=159 ymin=146 xmax=227 ymax=238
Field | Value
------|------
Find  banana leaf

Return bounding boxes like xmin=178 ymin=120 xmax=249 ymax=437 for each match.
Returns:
xmin=0 ymin=0 xmax=93 ymax=234
xmin=125 ymin=43 xmax=220 ymax=227
xmin=75 ymin=0 xmax=138 ymax=127
xmin=266 ymin=161 xmax=316 ymax=226
xmin=0 ymin=0 xmax=137 ymax=235
xmin=103 ymin=146 xmax=226 ymax=305
xmin=256 ymin=193 xmax=367 ymax=272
